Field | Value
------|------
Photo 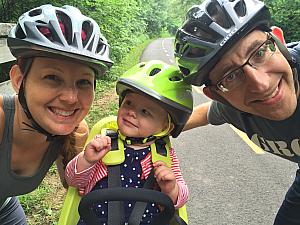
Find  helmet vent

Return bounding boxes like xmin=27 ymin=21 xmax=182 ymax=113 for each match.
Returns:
xmin=56 ymin=12 xmax=72 ymax=44
xmin=36 ymin=20 xmax=47 ymax=24
xmin=169 ymin=76 xmax=182 ymax=81
xmin=82 ymin=21 xmax=93 ymax=46
xmin=179 ymin=66 xmax=190 ymax=76
xmin=28 ymin=8 xmax=42 ymax=17
xmin=149 ymin=68 xmax=161 ymax=76
xmin=234 ymin=0 xmax=246 ymax=17
xmin=207 ymin=2 xmax=233 ymax=29
xmin=37 ymin=26 xmax=53 ymax=40
xmin=183 ymin=21 xmax=222 ymax=43
xmin=15 ymin=24 xmax=26 ymax=39
xmin=187 ymin=46 xmax=210 ymax=58
xmin=96 ymin=40 xmax=105 ymax=54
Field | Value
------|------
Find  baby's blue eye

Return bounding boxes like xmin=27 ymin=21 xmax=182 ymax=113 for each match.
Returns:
xmin=141 ymin=109 xmax=151 ymax=116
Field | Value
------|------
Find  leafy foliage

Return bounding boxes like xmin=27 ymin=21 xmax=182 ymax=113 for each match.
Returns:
xmin=263 ymin=0 xmax=300 ymax=43
xmin=0 ymin=0 xmax=191 ymax=74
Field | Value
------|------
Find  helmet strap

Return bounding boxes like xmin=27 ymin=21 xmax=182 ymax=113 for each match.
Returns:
xmin=17 ymin=58 xmax=58 ymax=141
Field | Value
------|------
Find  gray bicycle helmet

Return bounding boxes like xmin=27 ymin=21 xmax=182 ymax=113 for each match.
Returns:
xmin=8 ymin=4 xmax=113 ymax=76
xmin=7 ymin=4 xmax=113 ymax=141
xmin=174 ymin=0 xmax=271 ymax=86
xmin=116 ymin=60 xmax=193 ymax=138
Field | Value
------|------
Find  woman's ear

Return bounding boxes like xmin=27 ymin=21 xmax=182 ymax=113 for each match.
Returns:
xmin=203 ymin=86 xmax=214 ymax=100
xmin=10 ymin=65 xmax=24 ymax=93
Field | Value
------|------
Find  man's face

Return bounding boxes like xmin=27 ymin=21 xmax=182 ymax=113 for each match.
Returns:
xmin=208 ymin=30 xmax=297 ymax=120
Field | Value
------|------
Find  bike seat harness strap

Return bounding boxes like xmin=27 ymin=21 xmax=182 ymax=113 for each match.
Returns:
xmin=105 ymin=129 xmax=169 ymax=225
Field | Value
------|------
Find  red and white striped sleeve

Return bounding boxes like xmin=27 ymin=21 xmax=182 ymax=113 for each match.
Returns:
xmin=170 ymin=148 xmax=189 ymax=209
xmin=65 ymin=155 xmax=108 ymax=195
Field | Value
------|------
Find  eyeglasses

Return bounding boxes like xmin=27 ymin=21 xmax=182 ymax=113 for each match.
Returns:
xmin=214 ymin=35 xmax=277 ymax=92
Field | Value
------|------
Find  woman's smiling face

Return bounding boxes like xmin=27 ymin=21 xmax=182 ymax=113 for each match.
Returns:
xmin=23 ymin=57 xmax=95 ymax=135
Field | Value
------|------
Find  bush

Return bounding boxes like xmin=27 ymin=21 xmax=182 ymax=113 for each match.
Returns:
xmin=265 ymin=0 xmax=300 ymax=42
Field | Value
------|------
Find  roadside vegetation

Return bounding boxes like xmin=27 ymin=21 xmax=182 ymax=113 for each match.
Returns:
xmin=1 ymin=0 xmax=299 ymax=224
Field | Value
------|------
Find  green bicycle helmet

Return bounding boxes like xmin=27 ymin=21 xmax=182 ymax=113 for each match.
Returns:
xmin=116 ymin=60 xmax=193 ymax=138
xmin=174 ymin=0 xmax=271 ymax=86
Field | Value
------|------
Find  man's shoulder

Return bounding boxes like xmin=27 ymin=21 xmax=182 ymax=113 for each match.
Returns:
xmin=208 ymin=101 xmax=244 ymax=125
xmin=288 ymin=41 xmax=300 ymax=62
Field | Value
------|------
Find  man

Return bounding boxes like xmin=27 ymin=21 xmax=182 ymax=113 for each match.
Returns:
xmin=174 ymin=0 xmax=300 ymax=224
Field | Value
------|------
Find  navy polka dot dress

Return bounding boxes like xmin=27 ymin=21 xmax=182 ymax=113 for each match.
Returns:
xmin=77 ymin=146 xmax=160 ymax=225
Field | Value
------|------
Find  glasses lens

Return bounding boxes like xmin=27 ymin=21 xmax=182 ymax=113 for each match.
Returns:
xmin=217 ymin=69 xmax=244 ymax=91
xmin=217 ymin=36 xmax=275 ymax=92
xmin=249 ymin=39 xmax=276 ymax=67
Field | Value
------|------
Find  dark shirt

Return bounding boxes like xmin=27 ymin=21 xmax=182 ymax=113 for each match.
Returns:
xmin=0 ymin=95 xmax=63 ymax=206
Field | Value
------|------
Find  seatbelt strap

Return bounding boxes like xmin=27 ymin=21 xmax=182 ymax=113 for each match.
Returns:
xmin=106 ymin=133 xmax=172 ymax=225
xmin=106 ymin=130 xmax=125 ymax=225
xmin=107 ymin=165 xmax=124 ymax=225
xmin=128 ymin=169 xmax=156 ymax=225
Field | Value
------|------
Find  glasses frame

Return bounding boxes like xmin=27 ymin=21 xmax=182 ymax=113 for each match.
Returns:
xmin=214 ymin=34 xmax=276 ymax=92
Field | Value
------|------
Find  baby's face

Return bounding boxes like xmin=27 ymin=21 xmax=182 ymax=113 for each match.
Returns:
xmin=117 ymin=92 xmax=169 ymax=138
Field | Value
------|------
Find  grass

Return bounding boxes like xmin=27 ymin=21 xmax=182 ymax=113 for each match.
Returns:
xmin=19 ymin=38 xmax=154 ymax=225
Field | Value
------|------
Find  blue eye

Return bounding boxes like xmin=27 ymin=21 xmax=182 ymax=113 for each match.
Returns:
xmin=45 ymin=74 xmax=60 ymax=81
xmin=77 ymin=79 xmax=93 ymax=88
xmin=141 ymin=109 xmax=151 ymax=116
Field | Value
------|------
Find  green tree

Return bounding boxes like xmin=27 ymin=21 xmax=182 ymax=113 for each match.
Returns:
xmin=264 ymin=0 xmax=300 ymax=42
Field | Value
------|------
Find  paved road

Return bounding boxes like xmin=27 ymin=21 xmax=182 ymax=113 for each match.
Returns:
xmin=141 ymin=38 xmax=298 ymax=225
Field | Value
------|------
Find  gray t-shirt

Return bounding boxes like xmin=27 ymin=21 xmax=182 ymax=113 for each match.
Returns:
xmin=0 ymin=95 xmax=64 ymax=206
xmin=208 ymin=42 xmax=300 ymax=164
xmin=208 ymin=100 xmax=300 ymax=163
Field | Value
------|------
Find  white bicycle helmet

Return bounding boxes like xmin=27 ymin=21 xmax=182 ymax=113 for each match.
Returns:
xmin=7 ymin=4 xmax=113 ymax=140
xmin=8 ymin=4 xmax=113 ymax=76
xmin=174 ymin=0 xmax=271 ymax=86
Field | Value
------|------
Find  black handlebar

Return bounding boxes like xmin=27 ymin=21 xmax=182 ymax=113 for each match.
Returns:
xmin=78 ymin=187 xmax=175 ymax=225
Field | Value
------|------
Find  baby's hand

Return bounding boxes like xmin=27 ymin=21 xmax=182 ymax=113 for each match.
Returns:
xmin=83 ymin=134 xmax=111 ymax=164
xmin=153 ymin=161 xmax=177 ymax=195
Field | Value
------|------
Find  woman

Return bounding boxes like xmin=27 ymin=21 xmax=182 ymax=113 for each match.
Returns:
xmin=0 ymin=4 xmax=113 ymax=224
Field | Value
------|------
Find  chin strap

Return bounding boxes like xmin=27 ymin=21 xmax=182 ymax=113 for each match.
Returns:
xmin=18 ymin=80 xmax=59 ymax=142
xmin=17 ymin=57 xmax=59 ymax=142
xmin=118 ymin=114 xmax=172 ymax=145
